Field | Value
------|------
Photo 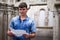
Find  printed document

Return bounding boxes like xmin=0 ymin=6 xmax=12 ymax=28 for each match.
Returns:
xmin=9 ymin=27 xmax=28 ymax=37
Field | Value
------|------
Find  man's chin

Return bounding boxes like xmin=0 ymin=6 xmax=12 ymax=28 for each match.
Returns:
xmin=21 ymin=14 xmax=25 ymax=16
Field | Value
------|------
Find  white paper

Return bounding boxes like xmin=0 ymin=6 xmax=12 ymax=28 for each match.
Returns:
xmin=9 ymin=27 xmax=28 ymax=37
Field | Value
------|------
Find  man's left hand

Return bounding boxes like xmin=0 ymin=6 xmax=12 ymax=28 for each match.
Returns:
xmin=23 ymin=34 xmax=30 ymax=38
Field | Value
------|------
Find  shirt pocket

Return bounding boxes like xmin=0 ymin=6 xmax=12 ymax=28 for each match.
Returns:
xmin=14 ymin=22 xmax=20 ymax=29
xmin=24 ymin=23 xmax=31 ymax=29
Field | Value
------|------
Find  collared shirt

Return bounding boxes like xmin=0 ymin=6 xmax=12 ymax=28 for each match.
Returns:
xmin=9 ymin=15 xmax=36 ymax=40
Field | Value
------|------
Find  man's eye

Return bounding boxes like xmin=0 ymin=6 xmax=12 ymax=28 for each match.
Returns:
xmin=19 ymin=9 xmax=22 ymax=10
xmin=23 ymin=9 xmax=25 ymax=10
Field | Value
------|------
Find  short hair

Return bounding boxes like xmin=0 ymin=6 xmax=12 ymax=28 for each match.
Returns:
xmin=19 ymin=2 xmax=27 ymax=8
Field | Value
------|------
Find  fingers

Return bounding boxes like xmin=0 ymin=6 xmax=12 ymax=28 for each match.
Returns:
xmin=7 ymin=31 xmax=15 ymax=37
xmin=23 ymin=34 xmax=29 ymax=38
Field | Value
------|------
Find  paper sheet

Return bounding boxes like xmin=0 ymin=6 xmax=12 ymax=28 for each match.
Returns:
xmin=9 ymin=27 xmax=28 ymax=37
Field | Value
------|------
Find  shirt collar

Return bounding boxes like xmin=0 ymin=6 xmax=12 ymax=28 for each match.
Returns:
xmin=19 ymin=15 xmax=29 ymax=21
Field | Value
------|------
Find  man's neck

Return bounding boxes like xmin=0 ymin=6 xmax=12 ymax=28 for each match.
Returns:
xmin=20 ymin=15 xmax=27 ymax=21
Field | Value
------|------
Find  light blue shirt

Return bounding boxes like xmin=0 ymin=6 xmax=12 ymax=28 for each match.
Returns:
xmin=9 ymin=16 xmax=36 ymax=40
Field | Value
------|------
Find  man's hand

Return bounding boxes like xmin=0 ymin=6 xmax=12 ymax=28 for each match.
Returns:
xmin=23 ymin=34 xmax=30 ymax=38
xmin=7 ymin=30 xmax=15 ymax=37
xmin=23 ymin=32 xmax=36 ymax=38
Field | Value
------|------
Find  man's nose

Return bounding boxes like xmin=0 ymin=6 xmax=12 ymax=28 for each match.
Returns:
xmin=21 ymin=9 xmax=24 ymax=11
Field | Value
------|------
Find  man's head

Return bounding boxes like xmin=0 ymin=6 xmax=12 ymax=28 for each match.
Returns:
xmin=18 ymin=2 xmax=28 ymax=16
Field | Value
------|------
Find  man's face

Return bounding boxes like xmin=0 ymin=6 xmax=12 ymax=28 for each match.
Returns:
xmin=19 ymin=7 xmax=28 ymax=16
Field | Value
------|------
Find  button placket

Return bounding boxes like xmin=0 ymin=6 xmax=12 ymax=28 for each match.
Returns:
xmin=20 ymin=20 xmax=23 ymax=29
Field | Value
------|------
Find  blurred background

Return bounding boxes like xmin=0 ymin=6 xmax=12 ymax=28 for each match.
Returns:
xmin=0 ymin=0 xmax=60 ymax=40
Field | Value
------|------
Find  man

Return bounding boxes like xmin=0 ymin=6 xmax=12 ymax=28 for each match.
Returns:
xmin=7 ymin=2 xmax=36 ymax=40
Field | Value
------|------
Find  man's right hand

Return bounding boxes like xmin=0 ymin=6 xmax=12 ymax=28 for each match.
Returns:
xmin=7 ymin=30 xmax=15 ymax=37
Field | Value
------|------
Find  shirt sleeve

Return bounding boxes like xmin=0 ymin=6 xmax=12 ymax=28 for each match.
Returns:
xmin=9 ymin=18 xmax=14 ymax=29
xmin=30 ymin=20 xmax=36 ymax=33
